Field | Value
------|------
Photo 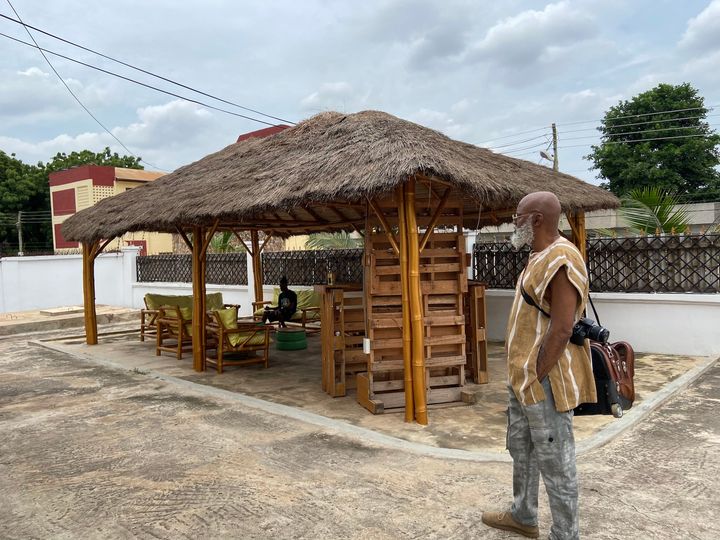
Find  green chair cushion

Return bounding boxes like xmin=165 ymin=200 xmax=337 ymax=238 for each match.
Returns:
xmin=253 ymin=288 xmax=321 ymax=320
xmin=145 ymin=293 xmax=226 ymax=319
xmin=216 ymin=307 xmax=266 ymax=347
xmin=161 ymin=305 xmax=193 ymax=321
xmin=217 ymin=306 xmax=239 ymax=329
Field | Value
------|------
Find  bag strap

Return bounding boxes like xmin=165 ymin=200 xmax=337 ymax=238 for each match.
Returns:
xmin=519 ymin=266 xmax=602 ymax=323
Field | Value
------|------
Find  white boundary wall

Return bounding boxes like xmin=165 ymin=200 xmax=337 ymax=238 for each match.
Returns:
xmin=1 ymin=247 xmax=718 ymax=356
xmin=485 ymin=289 xmax=720 ymax=356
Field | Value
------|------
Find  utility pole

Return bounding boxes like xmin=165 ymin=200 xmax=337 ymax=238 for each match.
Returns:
xmin=551 ymin=122 xmax=558 ymax=171
xmin=16 ymin=211 xmax=24 ymax=256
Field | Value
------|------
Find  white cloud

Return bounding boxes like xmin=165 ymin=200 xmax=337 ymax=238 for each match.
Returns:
xmin=467 ymin=1 xmax=597 ymax=67
xmin=0 ymin=99 xmax=236 ymax=172
xmin=301 ymin=82 xmax=358 ymax=112
xmin=679 ymin=0 xmax=720 ymax=52
xmin=408 ymin=108 xmax=472 ymax=140
xmin=17 ymin=67 xmax=50 ymax=78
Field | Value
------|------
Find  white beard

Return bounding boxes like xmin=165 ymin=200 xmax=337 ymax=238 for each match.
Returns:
xmin=510 ymin=221 xmax=534 ymax=250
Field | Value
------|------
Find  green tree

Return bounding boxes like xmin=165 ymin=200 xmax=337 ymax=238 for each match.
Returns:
xmin=0 ymin=151 xmax=42 ymax=252
xmin=587 ymin=83 xmax=720 ymax=200
xmin=305 ymin=231 xmax=363 ymax=249
xmin=0 ymin=147 xmax=143 ymax=253
xmin=619 ymin=186 xmax=691 ymax=234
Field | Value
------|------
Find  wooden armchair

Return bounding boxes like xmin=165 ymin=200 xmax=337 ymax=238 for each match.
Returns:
xmin=205 ymin=308 xmax=271 ymax=373
xmin=140 ymin=306 xmax=159 ymax=342
xmin=156 ymin=305 xmax=193 ymax=360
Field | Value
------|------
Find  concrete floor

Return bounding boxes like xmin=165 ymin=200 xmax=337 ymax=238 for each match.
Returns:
xmin=2 ymin=330 xmax=718 ymax=539
xmin=39 ymin=322 xmax=711 ymax=454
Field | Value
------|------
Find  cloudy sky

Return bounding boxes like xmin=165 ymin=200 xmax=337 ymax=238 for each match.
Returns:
xmin=1 ymin=0 xmax=719 ymax=184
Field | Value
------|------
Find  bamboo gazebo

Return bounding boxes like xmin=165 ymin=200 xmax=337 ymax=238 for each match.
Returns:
xmin=62 ymin=110 xmax=619 ymax=424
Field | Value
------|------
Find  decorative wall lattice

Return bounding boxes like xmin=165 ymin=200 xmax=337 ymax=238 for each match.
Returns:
xmin=473 ymin=234 xmax=720 ymax=293
xmin=263 ymin=248 xmax=363 ymax=286
xmin=136 ymin=252 xmax=248 ymax=285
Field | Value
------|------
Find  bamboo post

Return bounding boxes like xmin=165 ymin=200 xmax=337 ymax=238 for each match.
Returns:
xmin=405 ymin=179 xmax=428 ymax=425
xmin=82 ymin=241 xmax=98 ymax=345
xmin=251 ymin=230 xmax=264 ymax=305
xmin=567 ymin=210 xmax=587 ymax=261
xmin=191 ymin=226 xmax=208 ymax=372
xmin=396 ymin=186 xmax=414 ymax=422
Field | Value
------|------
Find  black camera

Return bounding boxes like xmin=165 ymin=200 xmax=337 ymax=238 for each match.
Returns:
xmin=570 ymin=317 xmax=610 ymax=346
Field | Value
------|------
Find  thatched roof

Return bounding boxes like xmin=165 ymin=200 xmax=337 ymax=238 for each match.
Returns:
xmin=62 ymin=110 xmax=619 ymax=243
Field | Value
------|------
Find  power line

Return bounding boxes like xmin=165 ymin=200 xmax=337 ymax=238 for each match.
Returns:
xmin=559 ymin=132 xmax=719 ymax=149
xmin=0 ymin=31 xmax=280 ymax=128
xmin=0 ymin=12 xmax=295 ymax=126
xmin=498 ymin=141 xmax=549 ymax=155
xmin=3 ymin=0 xmax=161 ymax=171
xmin=487 ymin=133 xmax=549 ymax=150
xmin=559 ymin=123 xmax=720 ymax=143
xmin=555 ymin=105 xmax=718 ymax=128
xmin=476 ymin=126 xmax=550 ymax=145
xmin=558 ymin=112 xmax=720 ymax=136
xmin=480 ymin=104 xmax=720 ymax=148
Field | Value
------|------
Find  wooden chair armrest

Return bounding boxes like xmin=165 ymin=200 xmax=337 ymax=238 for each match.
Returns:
xmin=252 ymin=300 xmax=272 ymax=308
xmin=301 ymin=306 xmax=321 ymax=313
xmin=141 ymin=308 xmax=159 ymax=324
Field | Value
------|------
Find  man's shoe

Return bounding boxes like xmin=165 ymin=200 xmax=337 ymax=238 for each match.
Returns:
xmin=481 ymin=511 xmax=539 ymax=538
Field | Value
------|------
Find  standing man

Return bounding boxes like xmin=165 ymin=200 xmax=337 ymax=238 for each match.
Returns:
xmin=482 ymin=192 xmax=596 ymax=540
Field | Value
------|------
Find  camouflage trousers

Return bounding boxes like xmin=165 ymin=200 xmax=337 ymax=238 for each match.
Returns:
xmin=507 ymin=378 xmax=579 ymax=540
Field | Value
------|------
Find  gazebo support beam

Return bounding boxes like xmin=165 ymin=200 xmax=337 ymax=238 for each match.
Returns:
xmin=251 ymin=230 xmax=264 ymax=305
xmin=397 ymin=184 xmax=414 ymax=423
xmin=367 ymin=198 xmax=400 ymax=255
xmin=566 ymin=210 xmax=587 ymax=261
xmin=81 ymin=238 xmax=115 ymax=345
xmin=191 ymin=223 xmax=216 ymax=372
xmin=419 ymin=187 xmax=452 ymax=252
xmin=405 ymin=178 xmax=428 ymax=425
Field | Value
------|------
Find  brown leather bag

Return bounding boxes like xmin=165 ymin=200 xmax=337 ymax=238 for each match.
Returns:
xmin=575 ymin=341 xmax=635 ymax=418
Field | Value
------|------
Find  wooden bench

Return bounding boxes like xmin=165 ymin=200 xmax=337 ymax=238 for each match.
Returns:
xmin=252 ymin=288 xmax=321 ymax=332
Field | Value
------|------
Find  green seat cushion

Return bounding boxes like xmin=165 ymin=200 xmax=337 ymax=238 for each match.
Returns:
xmin=216 ymin=307 xmax=267 ymax=347
xmin=161 ymin=305 xmax=193 ymax=321
xmin=206 ymin=292 xmax=224 ymax=311
xmin=145 ymin=293 xmax=226 ymax=319
xmin=216 ymin=306 xmax=238 ymax=329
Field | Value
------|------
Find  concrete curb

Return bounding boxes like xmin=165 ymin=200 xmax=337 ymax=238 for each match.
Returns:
xmin=33 ymin=339 xmax=717 ymax=464
xmin=0 ymin=310 xmax=138 ymax=337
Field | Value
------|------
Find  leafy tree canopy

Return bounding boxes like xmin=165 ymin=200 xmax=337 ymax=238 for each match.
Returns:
xmin=587 ymin=83 xmax=720 ymax=201
xmin=0 ymin=147 xmax=142 ymax=253
xmin=305 ymin=231 xmax=363 ymax=250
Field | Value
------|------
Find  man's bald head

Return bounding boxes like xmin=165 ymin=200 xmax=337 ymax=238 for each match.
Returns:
xmin=517 ymin=191 xmax=562 ymax=231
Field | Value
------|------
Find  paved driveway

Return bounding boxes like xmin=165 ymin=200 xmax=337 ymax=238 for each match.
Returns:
xmin=1 ymin=334 xmax=718 ymax=539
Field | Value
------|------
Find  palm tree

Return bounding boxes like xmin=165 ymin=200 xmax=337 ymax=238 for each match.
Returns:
xmin=619 ymin=187 xmax=691 ymax=235
xmin=305 ymin=231 xmax=363 ymax=249
xmin=209 ymin=231 xmax=238 ymax=253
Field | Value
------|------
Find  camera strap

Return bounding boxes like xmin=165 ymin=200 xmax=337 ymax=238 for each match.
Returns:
xmin=519 ymin=267 xmax=602 ymax=324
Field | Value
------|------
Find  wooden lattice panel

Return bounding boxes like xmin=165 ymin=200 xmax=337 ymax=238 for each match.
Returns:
xmin=358 ymin=187 xmax=469 ymax=413
xmin=319 ymin=286 xmax=367 ymax=398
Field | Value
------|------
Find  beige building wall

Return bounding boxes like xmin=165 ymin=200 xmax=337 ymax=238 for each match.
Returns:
xmin=50 ymin=168 xmax=173 ymax=255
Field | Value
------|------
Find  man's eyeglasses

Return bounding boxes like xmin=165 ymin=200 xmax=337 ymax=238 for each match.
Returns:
xmin=512 ymin=211 xmax=539 ymax=222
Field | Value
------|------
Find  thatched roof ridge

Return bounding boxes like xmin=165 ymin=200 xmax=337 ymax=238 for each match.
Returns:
xmin=62 ymin=110 xmax=619 ymax=243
